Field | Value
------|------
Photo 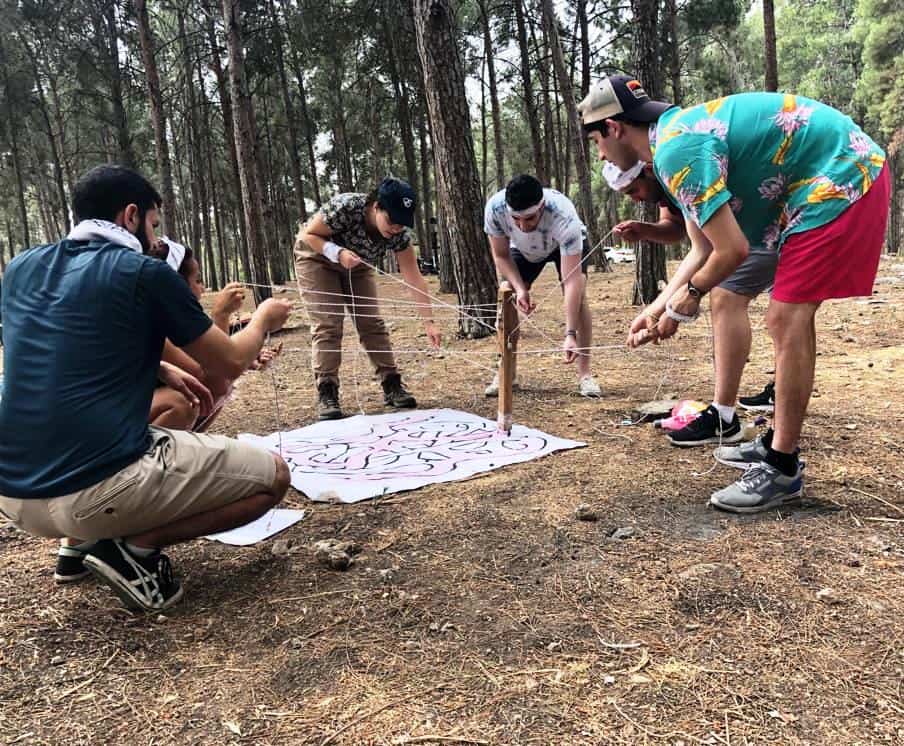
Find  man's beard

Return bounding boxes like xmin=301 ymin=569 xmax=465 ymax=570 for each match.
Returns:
xmin=135 ymin=213 xmax=152 ymax=254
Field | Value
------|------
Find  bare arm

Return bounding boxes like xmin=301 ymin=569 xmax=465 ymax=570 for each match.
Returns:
xmin=298 ymin=212 xmax=334 ymax=255
xmin=488 ymin=235 xmax=527 ymax=295
xmin=182 ymin=299 xmax=292 ymax=380
xmin=616 ymin=205 xmax=687 ymax=245
xmin=161 ymin=339 xmax=205 ymax=380
xmin=560 ymin=252 xmax=584 ymax=333
xmin=397 ymin=246 xmax=441 ymax=348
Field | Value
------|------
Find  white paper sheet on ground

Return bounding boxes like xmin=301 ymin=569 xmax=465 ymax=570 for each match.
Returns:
xmin=239 ymin=408 xmax=585 ymax=504
xmin=203 ymin=508 xmax=306 ymax=546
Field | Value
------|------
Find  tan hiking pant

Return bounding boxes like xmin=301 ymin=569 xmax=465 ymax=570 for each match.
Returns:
xmin=295 ymin=242 xmax=398 ymax=385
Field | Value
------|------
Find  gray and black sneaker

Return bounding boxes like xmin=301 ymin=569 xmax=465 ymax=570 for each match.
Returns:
xmin=739 ymin=381 xmax=775 ymax=413
xmin=382 ymin=374 xmax=417 ymax=409
xmin=317 ymin=381 xmax=344 ymax=421
xmin=83 ymin=539 xmax=183 ymax=612
xmin=668 ymin=405 xmax=742 ymax=447
xmin=710 ymin=461 xmax=804 ymax=514
xmin=54 ymin=544 xmax=94 ymax=583
xmin=713 ymin=435 xmax=769 ymax=469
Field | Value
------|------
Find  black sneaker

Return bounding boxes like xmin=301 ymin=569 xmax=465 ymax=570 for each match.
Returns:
xmin=317 ymin=381 xmax=344 ymax=420
xmin=83 ymin=539 xmax=183 ymax=612
xmin=668 ymin=405 xmax=743 ymax=447
xmin=54 ymin=544 xmax=93 ymax=583
xmin=739 ymin=381 xmax=775 ymax=413
xmin=382 ymin=374 xmax=417 ymax=409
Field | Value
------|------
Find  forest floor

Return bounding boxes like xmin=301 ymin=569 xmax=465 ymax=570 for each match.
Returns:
xmin=2 ymin=256 xmax=904 ymax=745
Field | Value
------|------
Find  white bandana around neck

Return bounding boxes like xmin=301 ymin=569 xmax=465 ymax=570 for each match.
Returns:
xmin=67 ymin=219 xmax=143 ymax=254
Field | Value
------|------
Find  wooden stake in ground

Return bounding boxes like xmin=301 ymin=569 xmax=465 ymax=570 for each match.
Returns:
xmin=497 ymin=281 xmax=517 ymax=433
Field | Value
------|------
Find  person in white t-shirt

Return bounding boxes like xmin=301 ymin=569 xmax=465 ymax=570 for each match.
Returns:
xmin=483 ymin=174 xmax=601 ymax=398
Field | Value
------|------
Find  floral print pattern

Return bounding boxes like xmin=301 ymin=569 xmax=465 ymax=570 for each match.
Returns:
xmin=320 ymin=193 xmax=410 ymax=265
xmin=651 ymin=92 xmax=885 ymax=252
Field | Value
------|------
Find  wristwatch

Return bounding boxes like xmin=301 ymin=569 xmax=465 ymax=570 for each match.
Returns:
xmin=687 ymin=279 xmax=706 ymax=300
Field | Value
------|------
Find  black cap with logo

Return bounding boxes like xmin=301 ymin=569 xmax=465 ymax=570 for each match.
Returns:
xmin=377 ymin=177 xmax=417 ymax=228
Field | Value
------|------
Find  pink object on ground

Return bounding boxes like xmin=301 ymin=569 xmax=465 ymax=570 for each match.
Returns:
xmin=658 ymin=400 xmax=708 ymax=431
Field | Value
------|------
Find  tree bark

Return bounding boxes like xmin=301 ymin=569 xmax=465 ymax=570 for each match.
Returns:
xmin=134 ymin=0 xmax=178 ymax=235
xmin=100 ymin=0 xmax=136 ymax=168
xmin=478 ymin=0 xmax=505 ymax=190
xmin=222 ymin=0 xmax=271 ymax=300
xmin=413 ymin=0 xmax=497 ymax=337
xmin=287 ymin=44 xmax=322 ymax=207
xmin=514 ymin=0 xmax=545 ymax=183
xmin=763 ymin=0 xmax=779 ymax=92
xmin=541 ymin=0 xmax=602 ymax=258
xmin=268 ymin=0 xmax=307 ymax=222
xmin=631 ymin=0 xmax=667 ymax=304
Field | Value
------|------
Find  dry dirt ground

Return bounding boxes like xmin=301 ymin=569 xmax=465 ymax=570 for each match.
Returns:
xmin=2 ymin=257 xmax=903 ymax=745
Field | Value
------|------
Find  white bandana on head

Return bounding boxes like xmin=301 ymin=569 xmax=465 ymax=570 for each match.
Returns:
xmin=507 ymin=199 xmax=545 ymax=219
xmin=67 ymin=219 xmax=142 ymax=253
xmin=158 ymin=237 xmax=187 ymax=272
xmin=603 ymin=160 xmax=646 ymax=191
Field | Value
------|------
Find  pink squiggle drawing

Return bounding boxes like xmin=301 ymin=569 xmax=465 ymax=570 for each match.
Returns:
xmin=279 ymin=412 xmax=549 ymax=482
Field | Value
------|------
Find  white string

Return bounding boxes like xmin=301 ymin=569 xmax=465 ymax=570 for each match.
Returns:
xmin=346 ymin=267 xmax=366 ymax=415
xmin=352 ymin=257 xmax=498 ymax=334
xmin=507 ymin=229 xmax=615 ymax=343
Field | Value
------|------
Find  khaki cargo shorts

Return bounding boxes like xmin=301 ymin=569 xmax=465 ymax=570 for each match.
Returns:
xmin=0 ymin=427 xmax=278 ymax=541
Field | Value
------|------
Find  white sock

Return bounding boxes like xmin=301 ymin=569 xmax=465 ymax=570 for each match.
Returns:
xmin=125 ymin=542 xmax=157 ymax=558
xmin=712 ymin=402 xmax=736 ymax=424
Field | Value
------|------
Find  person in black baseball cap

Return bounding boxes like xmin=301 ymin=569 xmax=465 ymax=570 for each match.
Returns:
xmin=377 ymin=176 xmax=417 ymax=229
xmin=294 ymin=176 xmax=441 ymax=421
xmin=577 ymin=74 xmax=674 ymax=170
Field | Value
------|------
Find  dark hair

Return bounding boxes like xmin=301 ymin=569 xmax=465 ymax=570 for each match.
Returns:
xmin=177 ymin=247 xmax=195 ymax=279
xmin=72 ymin=165 xmax=162 ymax=223
xmin=505 ymin=174 xmax=544 ymax=211
xmin=583 ymin=116 xmax=653 ymax=138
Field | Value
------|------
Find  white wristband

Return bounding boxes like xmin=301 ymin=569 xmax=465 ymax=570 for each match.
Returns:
xmin=665 ymin=300 xmax=698 ymax=324
xmin=322 ymin=241 xmax=343 ymax=263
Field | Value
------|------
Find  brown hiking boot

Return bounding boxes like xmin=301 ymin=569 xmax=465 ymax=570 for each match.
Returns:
xmin=317 ymin=381 xmax=344 ymax=420
xmin=381 ymin=374 xmax=416 ymax=409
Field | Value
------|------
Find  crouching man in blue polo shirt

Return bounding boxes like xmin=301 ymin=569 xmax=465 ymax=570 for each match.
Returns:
xmin=0 ymin=165 xmax=292 ymax=612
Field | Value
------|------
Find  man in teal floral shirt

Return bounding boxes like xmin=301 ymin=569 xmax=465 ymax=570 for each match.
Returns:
xmin=579 ymin=75 xmax=890 ymax=514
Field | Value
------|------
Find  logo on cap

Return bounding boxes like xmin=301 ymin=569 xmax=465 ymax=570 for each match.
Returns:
xmin=626 ymin=80 xmax=647 ymax=99
xmin=403 ymin=197 xmax=413 ymax=208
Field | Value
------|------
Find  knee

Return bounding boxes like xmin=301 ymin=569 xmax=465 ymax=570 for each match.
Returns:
xmin=269 ymin=455 xmax=291 ymax=503
xmin=162 ymin=391 xmax=197 ymax=430
xmin=710 ymin=287 xmax=748 ymax=317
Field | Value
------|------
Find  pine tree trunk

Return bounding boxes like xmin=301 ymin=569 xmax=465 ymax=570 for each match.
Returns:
xmin=134 ymin=0 xmax=178 ymax=235
xmin=179 ymin=11 xmax=202 ymax=252
xmin=222 ymin=0 xmax=272 ymax=301
xmin=541 ymin=0 xmax=602 ymax=258
xmin=763 ymin=0 xmax=779 ymax=92
xmin=667 ymin=0 xmax=682 ymax=104
xmin=478 ymin=0 xmax=504 ymax=190
xmin=631 ymin=0 xmax=667 ymax=304
xmin=101 ymin=0 xmax=136 ymax=168
xmin=413 ymin=0 xmax=497 ymax=337
xmin=287 ymin=45 xmax=322 ymax=207
xmin=268 ymin=0 xmax=308 ymax=222
xmin=418 ymin=105 xmax=435 ymax=263
xmin=514 ymin=0 xmax=545 ymax=183
xmin=207 ymin=15 xmax=252 ymax=282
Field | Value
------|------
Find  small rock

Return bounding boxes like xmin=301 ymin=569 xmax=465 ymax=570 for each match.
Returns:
xmin=603 ymin=675 xmax=616 ymax=684
xmin=155 ymin=614 xmax=168 ymax=624
xmin=50 ymin=655 xmax=64 ymax=666
xmin=844 ymin=423 xmax=857 ymax=430
xmin=575 ymin=504 xmax=599 ymax=522
xmin=379 ymin=567 xmax=397 ymax=583
xmin=327 ymin=551 xmax=351 ymax=571
xmin=289 ymin=637 xmax=305 ymax=649
xmin=608 ymin=526 xmax=636 ymax=541
xmin=271 ymin=539 xmax=292 ymax=557
xmin=816 ymin=587 xmax=841 ymax=604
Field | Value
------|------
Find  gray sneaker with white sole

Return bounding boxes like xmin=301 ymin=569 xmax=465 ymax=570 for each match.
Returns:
xmin=710 ymin=461 xmax=804 ymax=514
xmin=713 ymin=435 xmax=769 ymax=469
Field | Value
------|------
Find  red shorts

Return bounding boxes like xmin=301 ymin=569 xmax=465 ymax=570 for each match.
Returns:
xmin=772 ymin=163 xmax=891 ymax=304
